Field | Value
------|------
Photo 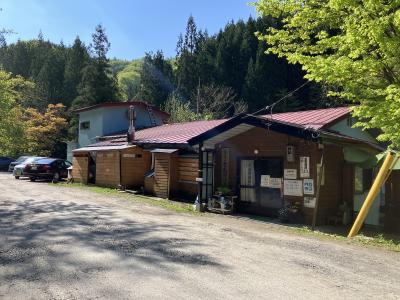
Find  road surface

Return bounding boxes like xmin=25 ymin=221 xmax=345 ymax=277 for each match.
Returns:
xmin=0 ymin=173 xmax=399 ymax=299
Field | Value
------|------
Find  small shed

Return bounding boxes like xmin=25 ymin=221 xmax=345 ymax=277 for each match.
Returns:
xmin=144 ymin=149 xmax=199 ymax=200
xmin=72 ymin=145 xmax=151 ymax=188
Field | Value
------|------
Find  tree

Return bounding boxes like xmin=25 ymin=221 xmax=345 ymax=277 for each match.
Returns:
xmin=22 ymin=104 xmax=68 ymax=157
xmin=136 ymin=51 xmax=173 ymax=107
xmin=72 ymin=24 xmax=118 ymax=109
xmin=0 ymin=71 xmax=32 ymax=157
xmin=63 ymin=36 xmax=89 ymax=107
xmin=162 ymin=93 xmax=198 ymax=123
xmin=71 ymin=24 xmax=119 ymax=138
xmin=191 ymin=84 xmax=239 ymax=119
xmin=255 ymin=0 xmax=400 ymax=146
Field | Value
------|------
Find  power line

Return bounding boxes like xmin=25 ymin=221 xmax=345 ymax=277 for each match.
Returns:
xmin=251 ymin=81 xmax=311 ymax=117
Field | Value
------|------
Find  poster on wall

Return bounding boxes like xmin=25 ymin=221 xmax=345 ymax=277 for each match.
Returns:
xmin=300 ymin=156 xmax=310 ymax=178
xmin=261 ymin=176 xmax=282 ymax=188
xmin=286 ymin=145 xmax=295 ymax=162
xmin=284 ymin=169 xmax=297 ymax=179
xmin=303 ymin=179 xmax=314 ymax=195
xmin=283 ymin=180 xmax=303 ymax=196
xmin=304 ymin=197 xmax=316 ymax=208
xmin=260 ymin=175 xmax=270 ymax=187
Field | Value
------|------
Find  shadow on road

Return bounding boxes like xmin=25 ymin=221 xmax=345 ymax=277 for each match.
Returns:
xmin=0 ymin=197 xmax=224 ymax=282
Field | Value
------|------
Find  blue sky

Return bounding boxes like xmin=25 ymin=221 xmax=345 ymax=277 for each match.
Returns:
xmin=1 ymin=0 xmax=256 ymax=60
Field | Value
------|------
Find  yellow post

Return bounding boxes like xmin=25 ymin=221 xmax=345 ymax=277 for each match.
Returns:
xmin=348 ymin=151 xmax=396 ymax=238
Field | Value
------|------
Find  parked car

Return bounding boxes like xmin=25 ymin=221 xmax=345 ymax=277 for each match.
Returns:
xmin=25 ymin=158 xmax=72 ymax=182
xmin=0 ymin=157 xmax=15 ymax=171
xmin=13 ymin=157 xmax=46 ymax=179
xmin=8 ymin=156 xmax=29 ymax=172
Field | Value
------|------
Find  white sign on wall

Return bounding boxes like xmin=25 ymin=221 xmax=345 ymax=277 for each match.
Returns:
xmin=304 ymin=197 xmax=316 ymax=208
xmin=283 ymin=180 xmax=303 ymax=197
xmin=286 ymin=145 xmax=295 ymax=162
xmin=261 ymin=176 xmax=282 ymax=188
xmin=300 ymin=156 xmax=310 ymax=178
xmin=284 ymin=169 xmax=297 ymax=179
xmin=260 ymin=175 xmax=270 ymax=187
xmin=303 ymin=178 xmax=314 ymax=195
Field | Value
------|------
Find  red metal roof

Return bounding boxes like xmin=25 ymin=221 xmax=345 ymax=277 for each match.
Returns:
xmin=89 ymin=119 xmax=227 ymax=147
xmin=262 ymin=106 xmax=350 ymax=130
xmin=86 ymin=107 xmax=350 ymax=148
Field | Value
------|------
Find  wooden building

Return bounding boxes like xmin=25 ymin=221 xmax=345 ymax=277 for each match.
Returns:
xmin=188 ymin=110 xmax=385 ymax=226
xmin=72 ymin=106 xmax=400 ymax=230
xmin=72 ymin=145 xmax=150 ymax=189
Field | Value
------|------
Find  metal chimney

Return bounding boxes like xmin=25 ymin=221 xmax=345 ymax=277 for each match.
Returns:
xmin=127 ymin=105 xmax=136 ymax=144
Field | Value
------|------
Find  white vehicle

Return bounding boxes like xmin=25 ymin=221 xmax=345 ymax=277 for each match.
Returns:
xmin=13 ymin=157 xmax=46 ymax=179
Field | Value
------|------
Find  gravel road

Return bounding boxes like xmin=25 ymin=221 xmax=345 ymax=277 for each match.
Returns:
xmin=0 ymin=173 xmax=399 ymax=299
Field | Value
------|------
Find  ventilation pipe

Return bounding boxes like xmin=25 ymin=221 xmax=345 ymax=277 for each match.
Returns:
xmin=127 ymin=105 xmax=136 ymax=144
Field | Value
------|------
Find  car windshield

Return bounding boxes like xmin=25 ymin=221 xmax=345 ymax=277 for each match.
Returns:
xmin=23 ymin=157 xmax=45 ymax=164
xmin=35 ymin=158 xmax=56 ymax=165
xmin=16 ymin=156 xmax=29 ymax=163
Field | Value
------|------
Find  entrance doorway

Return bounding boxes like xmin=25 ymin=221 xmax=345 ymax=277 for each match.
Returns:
xmin=88 ymin=152 xmax=96 ymax=184
xmin=239 ymin=158 xmax=283 ymax=216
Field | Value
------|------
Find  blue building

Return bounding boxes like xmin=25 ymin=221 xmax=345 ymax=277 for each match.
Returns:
xmin=67 ymin=101 xmax=169 ymax=162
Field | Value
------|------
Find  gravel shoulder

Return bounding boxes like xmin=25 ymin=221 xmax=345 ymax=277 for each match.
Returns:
xmin=0 ymin=173 xmax=399 ymax=300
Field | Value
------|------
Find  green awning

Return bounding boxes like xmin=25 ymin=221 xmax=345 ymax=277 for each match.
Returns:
xmin=344 ymin=147 xmax=400 ymax=169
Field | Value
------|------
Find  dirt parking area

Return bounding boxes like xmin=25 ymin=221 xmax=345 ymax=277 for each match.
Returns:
xmin=0 ymin=172 xmax=399 ymax=299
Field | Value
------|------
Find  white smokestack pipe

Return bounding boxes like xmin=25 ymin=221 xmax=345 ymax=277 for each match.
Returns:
xmin=127 ymin=105 xmax=136 ymax=143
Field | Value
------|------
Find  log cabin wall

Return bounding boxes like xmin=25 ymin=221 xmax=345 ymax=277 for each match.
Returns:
xmin=153 ymin=153 xmax=171 ymax=198
xmin=174 ymin=155 xmax=199 ymax=199
xmin=72 ymin=154 xmax=89 ymax=184
xmin=96 ymin=150 xmax=121 ymax=187
xmin=213 ymin=126 xmax=344 ymax=225
xmin=317 ymin=144 xmax=345 ymax=224
xmin=120 ymin=147 xmax=151 ymax=188
xmin=385 ymin=171 xmax=400 ymax=233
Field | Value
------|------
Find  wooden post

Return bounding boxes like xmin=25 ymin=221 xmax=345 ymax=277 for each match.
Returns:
xmin=348 ymin=151 xmax=396 ymax=237
xmin=198 ymin=143 xmax=204 ymax=203
xmin=312 ymin=152 xmax=324 ymax=230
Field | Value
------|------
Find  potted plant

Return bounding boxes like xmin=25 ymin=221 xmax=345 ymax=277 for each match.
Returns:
xmin=215 ymin=186 xmax=232 ymax=210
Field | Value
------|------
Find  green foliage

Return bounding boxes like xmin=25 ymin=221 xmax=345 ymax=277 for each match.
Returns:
xmin=115 ymin=59 xmax=142 ymax=100
xmin=136 ymin=51 xmax=173 ymax=107
xmin=0 ymin=71 xmax=33 ymax=157
xmin=162 ymin=93 xmax=199 ymax=123
xmin=174 ymin=15 xmax=330 ymax=114
xmin=255 ymin=0 xmax=400 ymax=147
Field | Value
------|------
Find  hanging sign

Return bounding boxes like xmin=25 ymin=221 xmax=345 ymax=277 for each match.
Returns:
xmin=303 ymin=178 xmax=314 ymax=195
xmin=304 ymin=197 xmax=316 ymax=208
xmin=300 ymin=156 xmax=310 ymax=178
xmin=283 ymin=180 xmax=303 ymax=196
xmin=284 ymin=169 xmax=297 ymax=179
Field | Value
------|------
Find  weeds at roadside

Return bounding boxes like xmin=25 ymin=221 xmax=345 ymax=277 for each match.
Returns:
xmin=52 ymin=182 xmax=198 ymax=214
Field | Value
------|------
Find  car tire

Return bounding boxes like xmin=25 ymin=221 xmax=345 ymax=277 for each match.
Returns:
xmin=29 ymin=177 xmax=36 ymax=182
xmin=15 ymin=176 xmax=19 ymax=179
xmin=52 ymin=172 xmax=60 ymax=183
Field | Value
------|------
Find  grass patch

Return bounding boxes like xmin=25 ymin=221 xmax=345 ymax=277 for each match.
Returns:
xmin=53 ymin=182 xmax=197 ymax=214
xmin=291 ymin=226 xmax=400 ymax=252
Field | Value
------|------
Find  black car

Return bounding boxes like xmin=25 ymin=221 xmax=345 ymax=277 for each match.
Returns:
xmin=25 ymin=158 xmax=72 ymax=182
xmin=0 ymin=157 xmax=15 ymax=171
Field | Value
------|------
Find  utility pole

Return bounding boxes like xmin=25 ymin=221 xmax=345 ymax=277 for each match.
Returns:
xmin=197 ymin=77 xmax=200 ymax=114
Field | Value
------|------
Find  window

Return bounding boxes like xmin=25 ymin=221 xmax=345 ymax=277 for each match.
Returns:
xmin=355 ymin=167 xmax=373 ymax=194
xmin=80 ymin=121 xmax=90 ymax=130
xmin=347 ymin=116 xmax=355 ymax=127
